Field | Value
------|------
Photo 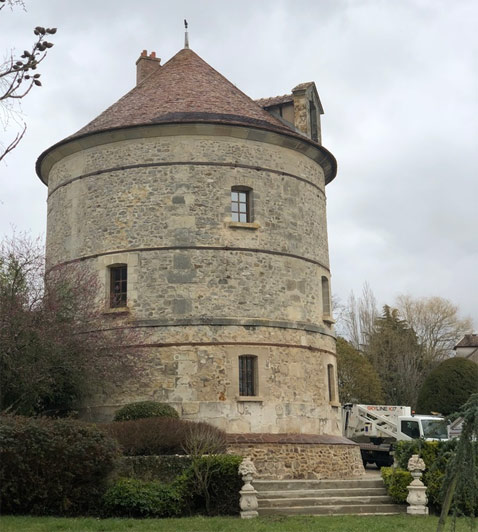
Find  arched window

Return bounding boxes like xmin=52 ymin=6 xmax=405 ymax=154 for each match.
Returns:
xmin=231 ymin=186 xmax=252 ymax=223
xmin=239 ymin=355 xmax=258 ymax=396
xmin=109 ymin=264 xmax=127 ymax=308
xmin=321 ymin=276 xmax=330 ymax=316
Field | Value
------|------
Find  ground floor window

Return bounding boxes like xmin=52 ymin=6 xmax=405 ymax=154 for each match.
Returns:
xmin=239 ymin=355 xmax=257 ymax=396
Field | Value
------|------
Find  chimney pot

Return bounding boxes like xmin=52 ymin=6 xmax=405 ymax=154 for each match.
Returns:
xmin=136 ymin=50 xmax=162 ymax=85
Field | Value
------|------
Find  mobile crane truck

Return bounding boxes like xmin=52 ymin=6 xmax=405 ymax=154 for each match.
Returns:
xmin=342 ymin=403 xmax=449 ymax=468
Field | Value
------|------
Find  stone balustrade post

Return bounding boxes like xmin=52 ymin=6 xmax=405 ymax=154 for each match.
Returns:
xmin=406 ymin=454 xmax=428 ymax=515
xmin=238 ymin=457 xmax=259 ymax=519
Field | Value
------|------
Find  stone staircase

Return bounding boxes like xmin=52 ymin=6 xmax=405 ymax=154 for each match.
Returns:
xmin=255 ymin=476 xmax=406 ymax=516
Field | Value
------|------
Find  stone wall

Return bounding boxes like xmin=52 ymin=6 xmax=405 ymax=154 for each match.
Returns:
xmin=227 ymin=434 xmax=364 ymax=480
xmin=45 ymin=124 xmax=339 ymax=435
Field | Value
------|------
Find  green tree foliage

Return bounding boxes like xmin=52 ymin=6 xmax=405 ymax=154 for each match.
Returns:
xmin=416 ymin=358 xmax=478 ymax=416
xmin=336 ymin=337 xmax=384 ymax=404
xmin=0 ymin=235 xmax=143 ymax=416
xmin=365 ymin=306 xmax=424 ymax=406
xmin=437 ymin=393 xmax=478 ymax=530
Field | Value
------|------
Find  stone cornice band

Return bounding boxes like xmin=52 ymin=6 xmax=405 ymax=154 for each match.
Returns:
xmin=85 ymin=317 xmax=336 ymax=339
xmin=47 ymin=160 xmax=326 ymax=199
xmin=48 ymin=245 xmax=331 ymax=272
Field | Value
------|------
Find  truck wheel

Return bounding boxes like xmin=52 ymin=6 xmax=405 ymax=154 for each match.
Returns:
xmin=375 ymin=457 xmax=393 ymax=468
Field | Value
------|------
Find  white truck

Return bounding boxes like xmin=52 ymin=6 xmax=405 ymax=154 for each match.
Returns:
xmin=342 ymin=403 xmax=449 ymax=468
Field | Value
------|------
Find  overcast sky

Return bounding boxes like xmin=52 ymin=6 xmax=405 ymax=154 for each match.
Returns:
xmin=1 ymin=0 xmax=477 ymax=328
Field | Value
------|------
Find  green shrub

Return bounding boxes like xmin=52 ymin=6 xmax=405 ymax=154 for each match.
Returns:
xmin=103 ymin=418 xmax=226 ymax=456
xmin=103 ymin=478 xmax=184 ymax=517
xmin=113 ymin=401 xmax=179 ymax=421
xmin=0 ymin=415 xmax=120 ymax=516
xmin=103 ymin=455 xmax=242 ymax=517
xmin=381 ymin=467 xmax=412 ymax=504
xmin=394 ymin=440 xmax=443 ymax=470
xmin=416 ymin=358 xmax=478 ymax=416
xmin=178 ymin=454 xmax=242 ymax=515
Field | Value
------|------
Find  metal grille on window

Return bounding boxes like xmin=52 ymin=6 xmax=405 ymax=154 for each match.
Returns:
xmin=239 ymin=355 xmax=256 ymax=396
xmin=110 ymin=265 xmax=127 ymax=308
xmin=231 ymin=190 xmax=249 ymax=222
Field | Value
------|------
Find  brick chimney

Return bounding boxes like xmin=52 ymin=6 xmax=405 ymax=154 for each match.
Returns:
xmin=135 ymin=50 xmax=161 ymax=85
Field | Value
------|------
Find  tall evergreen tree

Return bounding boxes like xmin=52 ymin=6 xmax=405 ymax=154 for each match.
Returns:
xmin=365 ymin=306 xmax=423 ymax=406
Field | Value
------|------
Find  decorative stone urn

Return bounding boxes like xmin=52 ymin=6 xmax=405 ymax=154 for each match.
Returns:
xmin=406 ymin=454 xmax=428 ymax=515
xmin=238 ymin=458 xmax=259 ymax=519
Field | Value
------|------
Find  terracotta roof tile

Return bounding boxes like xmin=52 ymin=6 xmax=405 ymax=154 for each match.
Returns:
xmin=255 ymin=93 xmax=293 ymax=108
xmin=455 ymin=334 xmax=478 ymax=348
xmin=71 ymin=48 xmax=296 ymax=140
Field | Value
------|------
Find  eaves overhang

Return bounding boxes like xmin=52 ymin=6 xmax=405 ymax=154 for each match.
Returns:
xmin=36 ymin=121 xmax=337 ymax=186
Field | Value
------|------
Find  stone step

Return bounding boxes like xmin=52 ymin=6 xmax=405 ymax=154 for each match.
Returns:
xmin=257 ymin=487 xmax=388 ymax=499
xmin=259 ymin=495 xmax=393 ymax=508
xmin=254 ymin=478 xmax=384 ymax=491
xmin=258 ymin=503 xmax=406 ymax=516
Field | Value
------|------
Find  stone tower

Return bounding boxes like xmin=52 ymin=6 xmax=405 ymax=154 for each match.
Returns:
xmin=37 ymin=47 xmax=341 ymax=438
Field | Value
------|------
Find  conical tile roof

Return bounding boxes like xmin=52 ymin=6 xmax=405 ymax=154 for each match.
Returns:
xmin=71 ymin=48 xmax=294 ymax=139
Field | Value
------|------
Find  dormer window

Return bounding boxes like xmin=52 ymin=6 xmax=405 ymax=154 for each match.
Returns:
xmin=231 ymin=187 xmax=252 ymax=223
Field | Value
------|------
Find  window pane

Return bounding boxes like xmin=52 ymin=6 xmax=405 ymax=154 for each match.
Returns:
xmin=239 ymin=192 xmax=246 ymax=201
xmin=239 ymin=213 xmax=247 ymax=222
xmin=231 ymin=203 xmax=239 ymax=212
xmin=239 ymin=203 xmax=247 ymax=212
xmin=231 ymin=192 xmax=238 ymax=201
xmin=232 ymin=212 xmax=239 ymax=222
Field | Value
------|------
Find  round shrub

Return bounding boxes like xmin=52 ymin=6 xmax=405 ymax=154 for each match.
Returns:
xmin=103 ymin=478 xmax=185 ymax=517
xmin=113 ymin=401 xmax=179 ymax=421
xmin=416 ymin=358 xmax=478 ymax=416
xmin=381 ymin=467 xmax=412 ymax=504
xmin=0 ymin=415 xmax=120 ymax=516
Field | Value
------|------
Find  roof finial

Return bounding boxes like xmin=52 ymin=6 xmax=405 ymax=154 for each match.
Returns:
xmin=184 ymin=19 xmax=189 ymax=49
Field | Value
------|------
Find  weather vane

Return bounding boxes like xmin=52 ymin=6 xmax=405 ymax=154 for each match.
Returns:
xmin=184 ymin=19 xmax=189 ymax=49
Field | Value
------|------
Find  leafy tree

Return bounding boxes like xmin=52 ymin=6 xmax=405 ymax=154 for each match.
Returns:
xmin=0 ymin=234 xmax=144 ymax=416
xmin=365 ymin=305 xmax=424 ymax=406
xmin=0 ymin=0 xmax=56 ymax=162
xmin=416 ymin=357 xmax=478 ymax=416
xmin=336 ymin=337 xmax=384 ymax=404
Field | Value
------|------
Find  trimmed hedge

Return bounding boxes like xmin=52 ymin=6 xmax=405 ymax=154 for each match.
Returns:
xmin=103 ymin=454 xmax=242 ymax=517
xmin=0 ymin=415 xmax=120 ymax=516
xmin=381 ymin=467 xmax=412 ymax=503
xmin=117 ymin=455 xmax=192 ymax=482
xmin=113 ymin=401 xmax=179 ymax=421
xmin=103 ymin=417 xmax=226 ymax=456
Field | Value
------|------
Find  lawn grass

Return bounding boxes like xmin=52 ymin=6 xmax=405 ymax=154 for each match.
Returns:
xmin=0 ymin=514 xmax=475 ymax=532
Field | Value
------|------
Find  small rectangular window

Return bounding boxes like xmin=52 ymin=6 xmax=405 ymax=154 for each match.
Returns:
xmin=239 ymin=355 xmax=257 ymax=396
xmin=327 ymin=363 xmax=336 ymax=402
xmin=110 ymin=265 xmax=127 ymax=308
xmin=231 ymin=188 xmax=251 ymax=222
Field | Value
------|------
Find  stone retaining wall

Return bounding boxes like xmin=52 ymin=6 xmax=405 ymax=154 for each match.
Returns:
xmin=227 ymin=433 xmax=364 ymax=480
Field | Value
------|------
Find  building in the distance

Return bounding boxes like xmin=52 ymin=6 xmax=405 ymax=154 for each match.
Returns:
xmin=36 ymin=44 xmax=363 ymax=478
